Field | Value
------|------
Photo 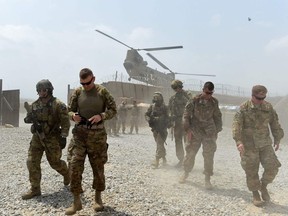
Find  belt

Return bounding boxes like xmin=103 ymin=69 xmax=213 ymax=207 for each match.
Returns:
xmin=76 ymin=123 xmax=104 ymax=130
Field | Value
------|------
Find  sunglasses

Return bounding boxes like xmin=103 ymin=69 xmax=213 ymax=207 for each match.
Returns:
xmin=254 ymin=95 xmax=266 ymax=100
xmin=205 ymin=91 xmax=214 ymax=95
xmin=80 ymin=77 xmax=94 ymax=86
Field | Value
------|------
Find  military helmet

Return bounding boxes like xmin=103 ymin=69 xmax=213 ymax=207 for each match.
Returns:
xmin=171 ymin=79 xmax=183 ymax=89
xmin=36 ymin=79 xmax=54 ymax=94
xmin=152 ymin=92 xmax=164 ymax=103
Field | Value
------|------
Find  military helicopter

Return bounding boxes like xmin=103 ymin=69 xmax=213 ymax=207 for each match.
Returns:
xmin=95 ymin=30 xmax=215 ymax=87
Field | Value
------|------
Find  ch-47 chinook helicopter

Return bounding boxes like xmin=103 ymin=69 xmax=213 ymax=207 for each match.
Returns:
xmin=95 ymin=30 xmax=215 ymax=87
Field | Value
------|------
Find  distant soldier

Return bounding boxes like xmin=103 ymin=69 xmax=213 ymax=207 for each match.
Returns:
xmin=129 ymin=100 xmax=140 ymax=134
xmin=179 ymin=81 xmax=222 ymax=189
xmin=145 ymin=92 xmax=171 ymax=169
xmin=232 ymin=85 xmax=284 ymax=206
xmin=107 ymin=116 xmax=119 ymax=136
xmin=168 ymin=80 xmax=190 ymax=168
xmin=117 ymin=100 xmax=128 ymax=134
xmin=22 ymin=79 xmax=70 ymax=200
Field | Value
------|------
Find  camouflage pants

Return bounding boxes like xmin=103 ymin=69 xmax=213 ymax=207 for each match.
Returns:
xmin=173 ymin=118 xmax=185 ymax=162
xmin=152 ymin=130 xmax=168 ymax=159
xmin=26 ymin=134 xmax=68 ymax=189
xmin=240 ymin=145 xmax=281 ymax=191
xmin=117 ymin=117 xmax=126 ymax=133
xmin=68 ymin=127 xmax=108 ymax=195
xmin=130 ymin=116 xmax=139 ymax=133
xmin=183 ymin=129 xmax=217 ymax=176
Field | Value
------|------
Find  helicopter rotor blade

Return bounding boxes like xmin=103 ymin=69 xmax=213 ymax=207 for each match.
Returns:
xmin=140 ymin=46 xmax=183 ymax=51
xmin=95 ymin=29 xmax=133 ymax=49
xmin=174 ymin=72 xmax=216 ymax=77
xmin=146 ymin=53 xmax=174 ymax=72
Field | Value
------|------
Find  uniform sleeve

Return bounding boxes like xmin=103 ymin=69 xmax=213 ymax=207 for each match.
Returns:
xmin=56 ymin=100 xmax=70 ymax=137
xmin=213 ymin=100 xmax=223 ymax=133
xmin=145 ymin=105 xmax=153 ymax=122
xmin=232 ymin=110 xmax=243 ymax=146
xmin=183 ymin=99 xmax=194 ymax=131
xmin=68 ymin=89 xmax=79 ymax=120
xmin=270 ymin=109 xmax=284 ymax=144
xmin=100 ymin=88 xmax=117 ymax=120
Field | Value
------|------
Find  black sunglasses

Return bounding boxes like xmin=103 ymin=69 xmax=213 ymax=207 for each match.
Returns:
xmin=205 ymin=91 xmax=214 ymax=95
xmin=80 ymin=77 xmax=94 ymax=86
xmin=254 ymin=95 xmax=266 ymax=100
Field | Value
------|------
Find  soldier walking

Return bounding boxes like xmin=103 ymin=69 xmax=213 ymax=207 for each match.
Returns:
xmin=179 ymin=81 xmax=222 ymax=189
xmin=168 ymin=80 xmax=190 ymax=168
xmin=232 ymin=85 xmax=284 ymax=206
xmin=145 ymin=92 xmax=171 ymax=169
xmin=65 ymin=68 xmax=116 ymax=215
xmin=22 ymin=79 xmax=70 ymax=200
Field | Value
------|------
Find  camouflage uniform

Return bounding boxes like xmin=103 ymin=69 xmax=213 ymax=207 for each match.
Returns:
xmin=145 ymin=92 xmax=170 ymax=168
xmin=232 ymin=100 xmax=283 ymax=191
xmin=169 ymin=87 xmax=190 ymax=165
xmin=182 ymin=93 xmax=222 ymax=178
xmin=68 ymin=84 xmax=116 ymax=195
xmin=129 ymin=101 xmax=140 ymax=134
xmin=23 ymin=80 xmax=70 ymax=199
xmin=117 ymin=101 xmax=128 ymax=134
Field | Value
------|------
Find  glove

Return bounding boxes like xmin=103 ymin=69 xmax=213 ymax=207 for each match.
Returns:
xmin=59 ymin=136 xmax=67 ymax=149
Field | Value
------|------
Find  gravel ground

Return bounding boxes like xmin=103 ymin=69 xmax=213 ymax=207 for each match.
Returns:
xmin=0 ymin=116 xmax=288 ymax=216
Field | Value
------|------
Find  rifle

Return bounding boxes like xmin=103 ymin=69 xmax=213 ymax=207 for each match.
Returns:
xmin=24 ymin=102 xmax=45 ymax=141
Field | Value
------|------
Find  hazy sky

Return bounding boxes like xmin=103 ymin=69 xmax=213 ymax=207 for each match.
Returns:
xmin=1 ymin=0 xmax=288 ymax=102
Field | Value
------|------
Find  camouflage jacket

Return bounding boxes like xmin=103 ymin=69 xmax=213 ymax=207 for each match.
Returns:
xmin=168 ymin=90 xmax=190 ymax=120
xmin=68 ymin=84 xmax=117 ymax=121
xmin=232 ymin=100 xmax=284 ymax=148
xmin=117 ymin=103 xmax=128 ymax=118
xmin=25 ymin=96 xmax=70 ymax=137
xmin=130 ymin=105 xmax=140 ymax=117
xmin=183 ymin=94 xmax=222 ymax=135
xmin=145 ymin=103 xmax=170 ymax=132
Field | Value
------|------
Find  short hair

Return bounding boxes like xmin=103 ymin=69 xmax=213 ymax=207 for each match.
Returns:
xmin=79 ymin=68 xmax=93 ymax=79
xmin=252 ymin=85 xmax=267 ymax=96
xmin=203 ymin=81 xmax=214 ymax=91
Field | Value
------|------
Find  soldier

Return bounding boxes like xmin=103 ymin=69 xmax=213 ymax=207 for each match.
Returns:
xmin=65 ymin=68 xmax=116 ymax=215
xmin=232 ymin=85 xmax=284 ymax=206
xmin=117 ymin=100 xmax=128 ymax=134
xmin=168 ymin=80 xmax=190 ymax=168
xmin=145 ymin=92 xmax=171 ymax=169
xmin=22 ymin=79 xmax=70 ymax=200
xmin=179 ymin=81 xmax=222 ymax=189
xmin=129 ymin=100 xmax=140 ymax=134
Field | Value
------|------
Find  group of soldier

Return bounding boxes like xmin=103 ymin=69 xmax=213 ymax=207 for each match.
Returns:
xmin=145 ymin=79 xmax=283 ymax=207
xmin=21 ymin=67 xmax=284 ymax=214
xmin=106 ymin=99 xmax=140 ymax=136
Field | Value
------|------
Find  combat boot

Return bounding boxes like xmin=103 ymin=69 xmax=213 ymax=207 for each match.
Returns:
xmin=179 ymin=172 xmax=189 ymax=184
xmin=65 ymin=194 xmax=82 ymax=215
xmin=93 ymin=190 xmax=104 ymax=212
xmin=21 ymin=187 xmax=41 ymax=200
xmin=252 ymin=191 xmax=263 ymax=207
xmin=64 ymin=173 xmax=70 ymax=186
xmin=205 ymin=175 xmax=213 ymax=190
xmin=151 ymin=157 xmax=160 ymax=169
xmin=260 ymin=183 xmax=270 ymax=202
